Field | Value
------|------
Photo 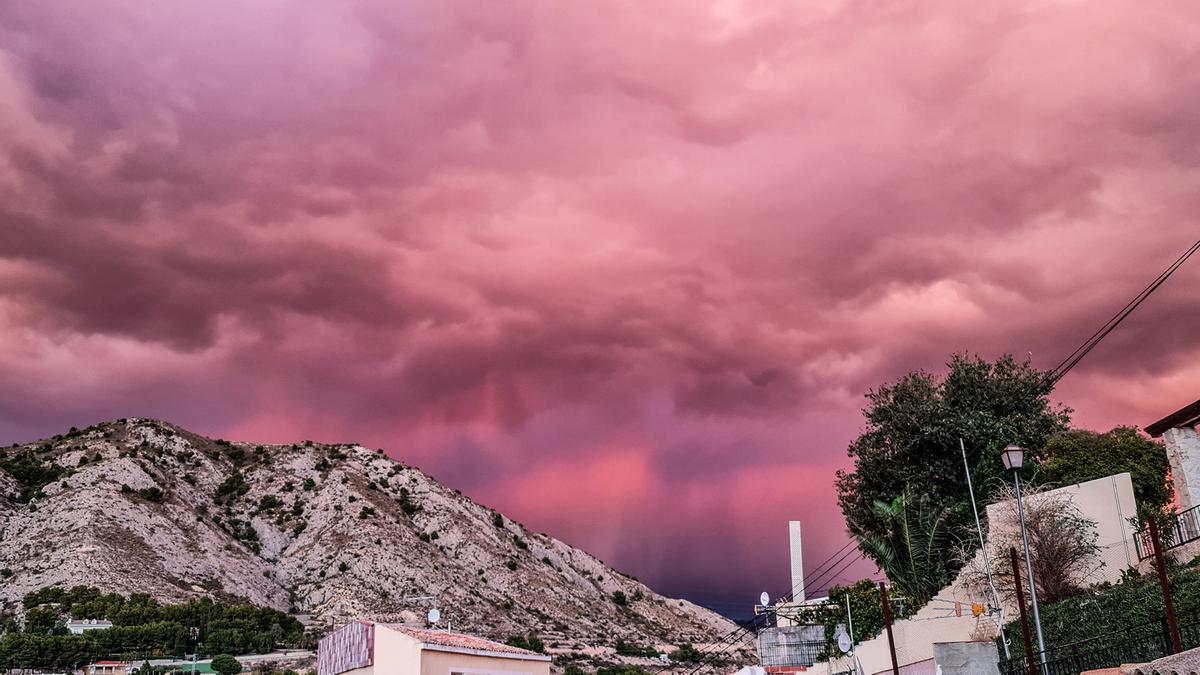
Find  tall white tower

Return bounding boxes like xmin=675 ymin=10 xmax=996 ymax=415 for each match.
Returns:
xmin=789 ymin=521 xmax=805 ymax=602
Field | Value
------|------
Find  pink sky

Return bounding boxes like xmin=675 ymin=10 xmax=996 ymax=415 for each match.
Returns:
xmin=2 ymin=0 xmax=1199 ymax=611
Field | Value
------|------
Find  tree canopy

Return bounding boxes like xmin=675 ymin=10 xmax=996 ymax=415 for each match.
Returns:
xmin=835 ymin=353 xmax=1072 ymax=600
xmin=1037 ymin=427 xmax=1172 ymax=520
xmin=0 ymin=586 xmax=304 ymax=670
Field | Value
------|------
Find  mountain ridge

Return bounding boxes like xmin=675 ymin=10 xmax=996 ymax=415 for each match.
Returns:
xmin=0 ymin=418 xmax=739 ymax=660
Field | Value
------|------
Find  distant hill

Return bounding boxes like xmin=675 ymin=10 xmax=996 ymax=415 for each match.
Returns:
xmin=0 ymin=419 xmax=741 ymax=664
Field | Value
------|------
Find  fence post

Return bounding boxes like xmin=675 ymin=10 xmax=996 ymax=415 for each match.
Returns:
xmin=879 ymin=582 xmax=900 ymax=675
xmin=1010 ymin=547 xmax=1038 ymax=675
xmin=1148 ymin=517 xmax=1182 ymax=654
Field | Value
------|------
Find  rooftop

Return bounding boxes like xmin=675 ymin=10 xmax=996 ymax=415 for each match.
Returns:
xmin=383 ymin=625 xmax=549 ymax=660
xmin=1146 ymin=398 xmax=1200 ymax=437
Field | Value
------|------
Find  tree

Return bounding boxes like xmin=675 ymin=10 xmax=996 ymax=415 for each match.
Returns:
xmin=793 ymin=580 xmax=912 ymax=658
xmin=1037 ymin=427 xmax=1171 ymax=521
xmin=957 ymin=482 xmax=1102 ymax=605
xmin=669 ymin=643 xmax=703 ymax=663
xmin=211 ymin=654 xmax=242 ymax=675
xmin=836 ymin=354 xmax=1070 ymax=598
xmin=852 ymin=491 xmax=952 ymax=606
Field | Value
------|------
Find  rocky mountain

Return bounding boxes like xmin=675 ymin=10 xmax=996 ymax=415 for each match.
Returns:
xmin=0 ymin=419 xmax=738 ymax=660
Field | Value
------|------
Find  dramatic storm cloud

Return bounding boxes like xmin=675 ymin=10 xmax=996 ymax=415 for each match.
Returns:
xmin=2 ymin=0 xmax=1199 ymax=608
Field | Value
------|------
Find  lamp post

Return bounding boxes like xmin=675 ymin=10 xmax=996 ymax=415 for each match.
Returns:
xmin=1001 ymin=444 xmax=1046 ymax=672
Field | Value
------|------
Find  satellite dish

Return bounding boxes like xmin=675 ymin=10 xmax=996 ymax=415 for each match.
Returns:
xmin=836 ymin=626 xmax=853 ymax=654
xmin=427 ymin=608 xmax=441 ymax=625
xmin=759 ymin=592 xmax=770 ymax=606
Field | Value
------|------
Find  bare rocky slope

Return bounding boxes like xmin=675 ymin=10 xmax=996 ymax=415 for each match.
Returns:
xmin=0 ymin=419 xmax=738 ymax=660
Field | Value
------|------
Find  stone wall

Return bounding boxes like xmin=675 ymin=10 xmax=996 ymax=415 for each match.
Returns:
xmin=1164 ymin=427 xmax=1200 ymax=511
xmin=932 ymin=641 xmax=1000 ymax=675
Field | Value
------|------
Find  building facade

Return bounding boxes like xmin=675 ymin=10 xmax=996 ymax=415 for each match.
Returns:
xmin=318 ymin=621 xmax=552 ymax=675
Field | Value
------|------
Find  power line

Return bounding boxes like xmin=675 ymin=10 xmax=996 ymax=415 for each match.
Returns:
xmin=781 ymin=540 xmax=857 ymax=603
xmin=807 ymin=554 xmax=868 ymax=598
xmin=1051 ymin=237 xmax=1200 ymax=382
xmin=796 ymin=547 xmax=863 ymax=600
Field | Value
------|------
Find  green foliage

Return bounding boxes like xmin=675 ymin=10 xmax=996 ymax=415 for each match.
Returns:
xmin=794 ymin=580 xmax=909 ymax=658
xmin=852 ymin=490 xmax=951 ymax=606
xmin=0 ymin=452 xmax=65 ymax=502
xmin=836 ymin=354 xmax=1070 ymax=600
xmin=1002 ymin=558 xmax=1200 ymax=654
xmin=564 ymin=666 xmax=587 ymax=675
xmin=505 ymin=560 xmax=518 ymax=571
xmin=211 ymin=654 xmax=242 ymax=675
xmin=302 ymin=478 xmax=316 ymax=491
xmin=611 ymin=591 xmax=628 ymax=606
xmin=1038 ymin=427 xmax=1172 ymax=521
xmin=669 ymin=643 xmax=703 ymax=662
xmin=493 ymin=512 xmax=504 ymax=528
xmin=4 ymin=586 xmax=303 ymax=669
xmin=504 ymin=634 xmax=546 ymax=653
xmin=215 ymin=470 xmax=249 ymax=504
xmin=138 ymin=487 xmax=166 ymax=502
xmin=615 ymin=639 xmax=658 ymax=657
xmin=257 ymin=495 xmax=283 ymax=513
xmin=397 ymin=488 xmax=420 ymax=515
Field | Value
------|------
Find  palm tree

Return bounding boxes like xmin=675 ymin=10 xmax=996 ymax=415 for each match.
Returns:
xmin=853 ymin=489 xmax=954 ymax=607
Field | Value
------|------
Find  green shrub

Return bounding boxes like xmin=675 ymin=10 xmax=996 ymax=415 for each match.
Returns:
xmin=215 ymin=470 xmax=249 ymax=503
xmin=504 ymin=634 xmax=546 ymax=653
xmin=211 ymin=654 xmax=242 ymax=675
xmin=669 ymin=643 xmax=702 ymax=662
xmin=0 ymin=453 xmax=66 ymax=503
xmin=611 ymin=591 xmax=628 ymax=606
xmin=616 ymin=639 xmax=658 ymax=657
xmin=138 ymin=487 xmax=165 ymax=502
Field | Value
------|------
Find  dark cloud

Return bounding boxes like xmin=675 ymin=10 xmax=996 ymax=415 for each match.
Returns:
xmin=1 ymin=0 xmax=1199 ymax=608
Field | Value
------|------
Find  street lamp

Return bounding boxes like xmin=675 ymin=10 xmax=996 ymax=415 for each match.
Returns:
xmin=1002 ymin=444 xmax=1046 ymax=672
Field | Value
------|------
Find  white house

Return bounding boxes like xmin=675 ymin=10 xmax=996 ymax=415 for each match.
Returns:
xmin=67 ymin=618 xmax=114 ymax=634
xmin=318 ymin=621 xmax=552 ymax=675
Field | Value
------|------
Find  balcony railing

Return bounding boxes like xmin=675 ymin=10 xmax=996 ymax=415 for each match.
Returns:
xmin=1135 ymin=503 xmax=1200 ymax=560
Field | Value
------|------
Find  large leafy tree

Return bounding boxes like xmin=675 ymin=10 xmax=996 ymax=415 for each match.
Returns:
xmin=1037 ymin=427 xmax=1172 ymax=521
xmin=835 ymin=354 xmax=1071 ymax=598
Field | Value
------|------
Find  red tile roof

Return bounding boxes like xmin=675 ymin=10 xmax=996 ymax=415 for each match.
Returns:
xmin=384 ymin=625 xmax=543 ymax=657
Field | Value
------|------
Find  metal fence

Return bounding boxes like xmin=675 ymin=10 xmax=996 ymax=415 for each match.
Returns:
xmin=1135 ymin=504 xmax=1200 ymax=560
xmin=998 ymin=609 xmax=1200 ymax=675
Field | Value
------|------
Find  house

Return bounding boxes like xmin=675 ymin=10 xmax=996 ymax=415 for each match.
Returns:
xmin=1146 ymin=397 xmax=1200 ymax=510
xmin=318 ymin=620 xmax=552 ymax=675
xmin=86 ymin=661 xmax=132 ymax=675
xmin=67 ymin=618 xmax=114 ymax=634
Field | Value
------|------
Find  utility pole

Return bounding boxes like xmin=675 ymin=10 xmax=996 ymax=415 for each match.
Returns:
xmin=1148 ymin=518 xmax=1182 ymax=654
xmin=879 ymin=582 xmax=899 ymax=675
xmin=1010 ymin=548 xmax=1037 ymax=675
xmin=961 ymin=438 xmax=1010 ymax=659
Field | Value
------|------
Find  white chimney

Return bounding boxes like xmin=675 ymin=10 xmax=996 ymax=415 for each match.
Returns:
xmin=789 ymin=521 xmax=805 ymax=603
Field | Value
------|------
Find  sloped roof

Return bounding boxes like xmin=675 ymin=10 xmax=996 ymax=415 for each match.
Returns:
xmin=384 ymin=625 xmax=550 ymax=660
xmin=1146 ymin=398 xmax=1200 ymax=437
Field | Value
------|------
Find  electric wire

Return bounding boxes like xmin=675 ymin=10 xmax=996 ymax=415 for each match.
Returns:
xmin=1050 ymin=237 xmax=1200 ymax=382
